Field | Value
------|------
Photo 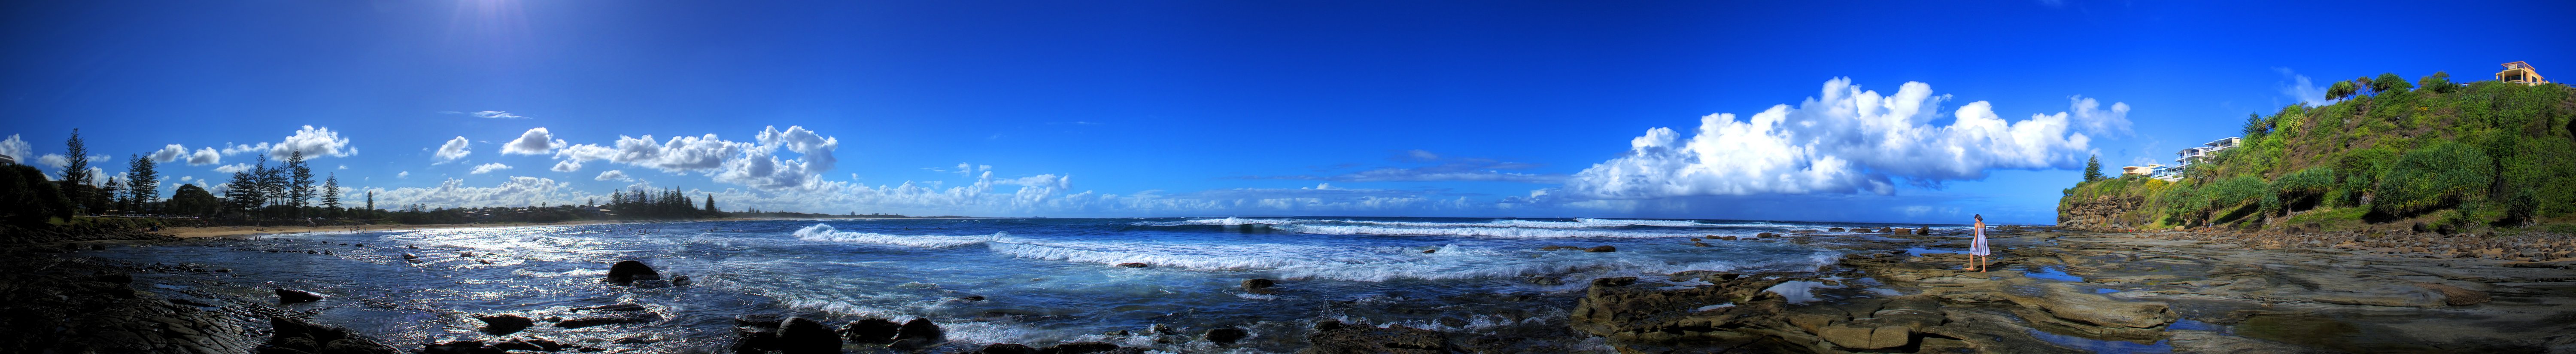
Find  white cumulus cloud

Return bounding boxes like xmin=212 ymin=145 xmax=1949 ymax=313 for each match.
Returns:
xmin=37 ymin=154 xmax=68 ymax=169
xmin=1552 ymin=78 xmax=2129 ymax=200
xmin=502 ymin=128 xmax=563 ymax=155
xmin=367 ymin=177 xmax=585 ymax=209
xmin=214 ymin=163 xmax=254 ymax=174
xmin=595 ymin=170 xmax=630 ymax=181
xmin=221 ymin=126 xmax=357 ymax=159
xmin=0 ymin=134 xmax=32 ymax=163
xmin=147 ymin=144 xmax=223 ymax=165
xmin=469 ymin=163 xmax=511 ymax=174
xmin=436 ymin=136 xmax=472 ymax=162
xmin=271 ymin=125 xmax=358 ymax=158
xmin=552 ymin=125 xmax=838 ymax=191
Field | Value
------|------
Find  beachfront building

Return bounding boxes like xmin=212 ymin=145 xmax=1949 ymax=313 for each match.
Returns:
xmin=0 ymin=153 xmax=14 ymax=165
xmin=2498 ymin=61 xmax=2549 ymax=85
xmin=2120 ymin=164 xmax=2162 ymax=177
xmin=2175 ymin=137 xmax=2241 ymax=168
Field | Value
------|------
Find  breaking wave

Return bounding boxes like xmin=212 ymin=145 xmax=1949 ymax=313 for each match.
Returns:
xmin=1274 ymin=224 xmax=1698 ymax=238
xmin=794 ymin=224 xmax=1002 ymax=249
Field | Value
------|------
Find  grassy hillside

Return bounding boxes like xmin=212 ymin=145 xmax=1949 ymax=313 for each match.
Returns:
xmin=2058 ymin=75 xmax=2576 ymax=234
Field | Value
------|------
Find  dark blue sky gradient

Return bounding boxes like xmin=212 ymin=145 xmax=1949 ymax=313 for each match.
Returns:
xmin=4 ymin=1 xmax=2570 ymax=223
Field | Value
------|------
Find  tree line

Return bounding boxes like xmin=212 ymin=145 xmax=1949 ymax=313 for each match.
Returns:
xmin=2 ymin=128 xmax=728 ymax=229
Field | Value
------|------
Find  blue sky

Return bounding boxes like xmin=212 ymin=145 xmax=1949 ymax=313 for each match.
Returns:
xmin=3 ymin=0 xmax=2570 ymax=224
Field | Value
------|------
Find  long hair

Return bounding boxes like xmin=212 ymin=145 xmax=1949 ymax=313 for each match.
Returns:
xmin=1974 ymin=214 xmax=1983 ymax=222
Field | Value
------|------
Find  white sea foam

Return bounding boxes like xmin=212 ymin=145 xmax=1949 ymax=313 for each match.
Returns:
xmin=793 ymin=224 xmax=1002 ymax=248
xmin=985 ymin=242 xmax=1312 ymax=270
xmin=1274 ymin=224 xmax=1687 ymax=238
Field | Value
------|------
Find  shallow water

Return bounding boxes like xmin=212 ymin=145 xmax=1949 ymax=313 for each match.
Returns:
xmin=86 ymin=217 xmax=1938 ymax=352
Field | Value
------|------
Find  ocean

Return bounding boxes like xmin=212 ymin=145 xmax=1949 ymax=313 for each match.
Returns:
xmin=85 ymin=217 xmax=1967 ymax=352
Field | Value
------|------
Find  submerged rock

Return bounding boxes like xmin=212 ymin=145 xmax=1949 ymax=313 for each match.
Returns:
xmin=276 ymin=288 xmax=326 ymax=303
xmin=1205 ymin=327 xmax=1248 ymax=345
xmin=605 ymin=260 xmax=660 ymax=285
xmin=475 ymin=314 xmax=535 ymax=336
xmin=1586 ymin=245 xmax=1617 ymax=253
xmin=1304 ymin=320 xmax=1451 ymax=354
xmin=1115 ymin=262 xmax=1150 ymax=268
xmin=839 ymin=318 xmax=902 ymax=344
xmin=1242 ymin=278 xmax=1276 ymax=290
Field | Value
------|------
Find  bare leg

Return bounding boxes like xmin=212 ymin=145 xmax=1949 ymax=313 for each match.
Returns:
xmin=1979 ymin=256 xmax=1987 ymax=273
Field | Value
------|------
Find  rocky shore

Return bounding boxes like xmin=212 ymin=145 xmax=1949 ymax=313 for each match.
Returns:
xmin=1573 ymin=227 xmax=2576 ymax=353
xmin=8 ymin=224 xmax=2574 ymax=354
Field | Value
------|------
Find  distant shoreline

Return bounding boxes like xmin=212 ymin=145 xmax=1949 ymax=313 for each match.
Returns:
xmin=155 ymin=216 xmax=963 ymax=238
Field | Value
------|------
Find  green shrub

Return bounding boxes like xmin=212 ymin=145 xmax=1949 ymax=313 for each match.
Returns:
xmin=2373 ymin=142 xmax=2494 ymax=217
xmin=2372 ymin=73 xmax=2413 ymax=94
xmin=2273 ymin=166 xmax=2335 ymax=203
xmin=2418 ymin=71 xmax=2459 ymax=94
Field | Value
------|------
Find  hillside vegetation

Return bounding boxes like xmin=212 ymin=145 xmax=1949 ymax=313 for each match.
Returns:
xmin=2059 ymin=73 xmax=2576 ymax=234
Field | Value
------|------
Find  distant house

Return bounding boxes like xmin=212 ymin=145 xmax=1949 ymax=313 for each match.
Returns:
xmin=0 ymin=153 xmax=14 ymax=165
xmin=2120 ymin=164 xmax=2161 ymax=177
xmin=2498 ymin=61 xmax=2549 ymax=85
xmin=2175 ymin=137 xmax=2242 ymax=168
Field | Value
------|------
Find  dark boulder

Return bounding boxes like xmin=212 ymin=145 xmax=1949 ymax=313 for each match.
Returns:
xmin=671 ymin=275 xmax=693 ymax=286
xmin=889 ymin=318 xmax=946 ymax=351
xmin=486 ymin=338 xmax=571 ymax=352
xmin=973 ymin=343 xmax=1038 ymax=354
xmin=1115 ymin=262 xmax=1149 ymax=268
xmin=960 ymin=295 xmax=986 ymax=301
xmin=732 ymin=324 xmax=782 ymax=354
xmin=775 ymin=317 xmax=841 ymax=354
xmin=1205 ymin=327 xmax=1248 ymax=345
xmin=838 ymin=318 xmax=903 ymax=345
xmin=276 ymin=288 xmax=326 ymax=303
xmin=1585 ymin=245 xmax=1616 ymax=253
xmin=420 ymin=340 xmax=503 ymax=354
xmin=605 ymin=260 xmax=660 ymax=285
xmin=1242 ymin=278 xmax=1276 ymax=290
xmin=475 ymin=314 xmax=535 ymax=336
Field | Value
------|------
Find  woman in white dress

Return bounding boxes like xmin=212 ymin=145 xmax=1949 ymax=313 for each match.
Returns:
xmin=1968 ymin=214 xmax=1990 ymax=272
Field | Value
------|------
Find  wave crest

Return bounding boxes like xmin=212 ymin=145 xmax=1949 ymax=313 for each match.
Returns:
xmin=794 ymin=224 xmax=1002 ymax=248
